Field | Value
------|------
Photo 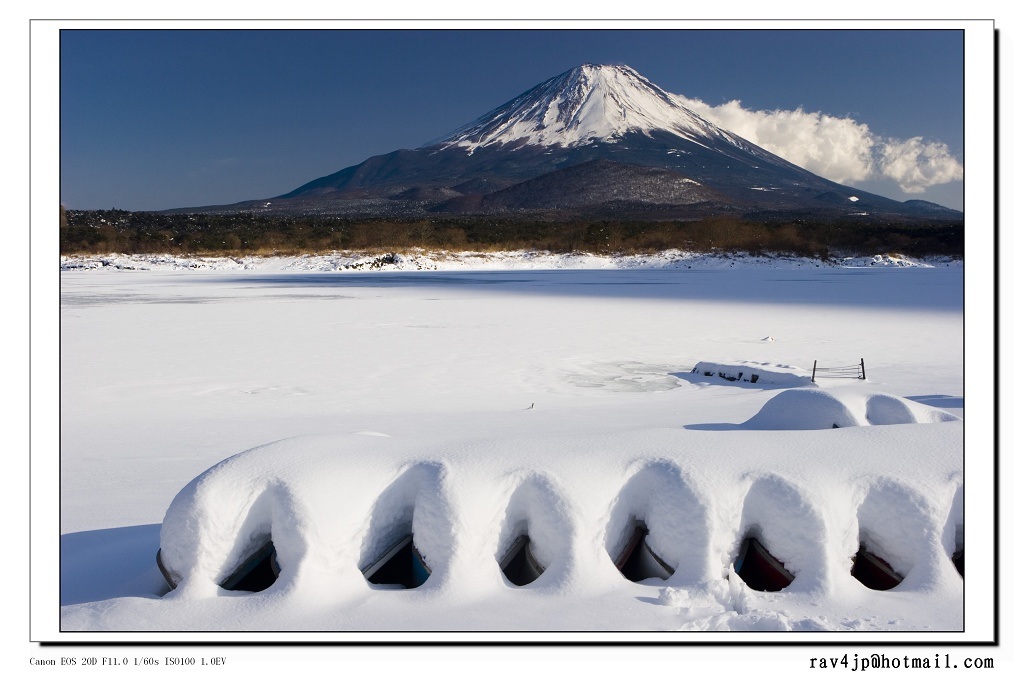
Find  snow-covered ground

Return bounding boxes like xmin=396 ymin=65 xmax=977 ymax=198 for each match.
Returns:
xmin=52 ymin=253 xmax=983 ymax=642
xmin=59 ymin=248 xmax=962 ymax=273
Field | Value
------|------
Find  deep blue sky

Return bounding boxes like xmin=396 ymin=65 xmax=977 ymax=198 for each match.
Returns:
xmin=60 ymin=29 xmax=965 ymax=211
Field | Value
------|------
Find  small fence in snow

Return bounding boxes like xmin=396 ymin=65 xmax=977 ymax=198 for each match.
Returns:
xmin=811 ymin=358 xmax=866 ymax=382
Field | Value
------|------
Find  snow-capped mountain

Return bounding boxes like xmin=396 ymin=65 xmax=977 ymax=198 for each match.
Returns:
xmin=184 ymin=64 xmax=961 ymax=222
xmin=430 ymin=64 xmax=757 ymax=154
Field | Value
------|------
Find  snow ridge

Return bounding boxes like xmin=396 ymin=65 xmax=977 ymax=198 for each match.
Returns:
xmin=429 ymin=64 xmax=751 ymax=152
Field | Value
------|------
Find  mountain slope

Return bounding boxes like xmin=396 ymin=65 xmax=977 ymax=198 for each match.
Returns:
xmin=435 ymin=159 xmax=733 ymax=214
xmin=189 ymin=64 xmax=961 ymax=222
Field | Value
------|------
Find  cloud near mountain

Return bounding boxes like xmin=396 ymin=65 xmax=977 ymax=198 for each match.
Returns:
xmin=877 ymin=137 xmax=965 ymax=193
xmin=676 ymin=96 xmax=963 ymax=193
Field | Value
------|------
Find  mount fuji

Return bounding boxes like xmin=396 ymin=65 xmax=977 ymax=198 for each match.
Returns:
xmin=192 ymin=64 xmax=961 ymax=222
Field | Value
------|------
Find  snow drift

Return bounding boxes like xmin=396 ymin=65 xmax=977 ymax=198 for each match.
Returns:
xmin=740 ymin=388 xmax=960 ymax=431
xmin=140 ymin=412 xmax=964 ymax=631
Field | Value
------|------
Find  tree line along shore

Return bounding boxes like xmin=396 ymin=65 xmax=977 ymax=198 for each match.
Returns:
xmin=60 ymin=208 xmax=964 ymax=260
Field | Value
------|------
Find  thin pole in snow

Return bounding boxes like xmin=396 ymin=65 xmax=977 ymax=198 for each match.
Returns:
xmin=812 ymin=360 xmax=817 ymax=383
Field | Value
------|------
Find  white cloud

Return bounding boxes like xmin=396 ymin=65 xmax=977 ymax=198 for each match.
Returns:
xmin=877 ymin=137 xmax=965 ymax=193
xmin=676 ymin=95 xmax=963 ymax=193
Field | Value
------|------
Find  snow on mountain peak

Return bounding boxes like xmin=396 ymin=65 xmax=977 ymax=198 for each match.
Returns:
xmin=430 ymin=64 xmax=736 ymax=151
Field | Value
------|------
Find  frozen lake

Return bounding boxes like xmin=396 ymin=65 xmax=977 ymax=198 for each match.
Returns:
xmin=55 ymin=264 xmax=973 ymax=635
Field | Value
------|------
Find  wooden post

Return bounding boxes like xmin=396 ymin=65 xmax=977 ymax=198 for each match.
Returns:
xmin=860 ymin=358 xmax=866 ymax=380
xmin=812 ymin=360 xmax=817 ymax=383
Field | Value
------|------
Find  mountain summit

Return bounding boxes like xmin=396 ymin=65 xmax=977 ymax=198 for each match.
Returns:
xmin=187 ymin=64 xmax=961 ymax=223
xmin=431 ymin=64 xmax=746 ymax=152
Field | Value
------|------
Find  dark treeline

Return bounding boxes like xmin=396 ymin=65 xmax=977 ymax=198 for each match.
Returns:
xmin=60 ymin=209 xmax=964 ymax=259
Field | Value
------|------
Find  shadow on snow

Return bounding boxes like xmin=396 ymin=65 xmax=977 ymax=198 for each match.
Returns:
xmin=61 ymin=524 xmax=167 ymax=606
xmin=210 ymin=269 xmax=963 ymax=312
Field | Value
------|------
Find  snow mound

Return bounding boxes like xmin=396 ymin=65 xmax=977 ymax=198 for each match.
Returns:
xmin=604 ymin=461 xmax=712 ymax=584
xmin=737 ymin=474 xmax=829 ymax=590
xmin=692 ymin=361 xmax=813 ymax=387
xmin=856 ymin=479 xmax=945 ymax=587
xmin=143 ymin=420 xmax=964 ymax=631
xmin=741 ymin=389 xmax=961 ymax=431
xmin=839 ymin=254 xmax=956 ymax=268
xmin=495 ymin=472 xmax=575 ymax=586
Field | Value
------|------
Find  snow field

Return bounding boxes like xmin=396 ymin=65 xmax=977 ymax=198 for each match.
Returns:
xmin=57 ymin=264 xmax=967 ymax=634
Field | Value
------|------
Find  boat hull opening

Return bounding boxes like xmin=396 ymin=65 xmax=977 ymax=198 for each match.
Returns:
xmin=361 ymin=534 xmax=431 ymax=589
xmin=614 ymin=521 xmax=673 ymax=582
xmin=499 ymin=535 xmax=545 ymax=586
xmin=851 ymin=545 xmax=903 ymax=590
xmin=734 ymin=536 xmax=794 ymax=592
xmin=952 ymin=549 xmax=964 ymax=578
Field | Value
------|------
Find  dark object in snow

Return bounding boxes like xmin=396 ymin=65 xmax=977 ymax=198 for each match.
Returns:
xmin=851 ymin=545 xmax=903 ymax=590
xmin=700 ymin=370 xmax=753 ymax=383
xmin=499 ymin=534 xmax=545 ymax=586
xmin=361 ymin=534 xmax=431 ymax=589
xmin=952 ymin=549 xmax=964 ymax=578
xmin=614 ymin=521 xmax=674 ymax=582
xmin=221 ymin=540 xmax=280 ymax=592
xmin=157 ymin=540 xmax=280 ymax=592
xmin=734 ymin=536 xmax=794 ymax=592
xmin=156 ymin=549 xmax=178 ymax=590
